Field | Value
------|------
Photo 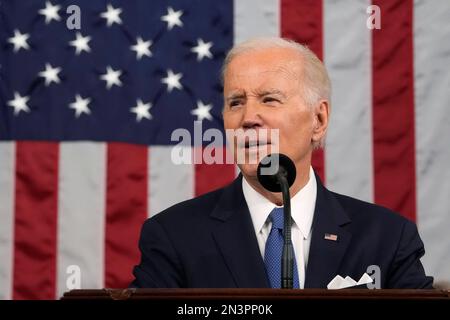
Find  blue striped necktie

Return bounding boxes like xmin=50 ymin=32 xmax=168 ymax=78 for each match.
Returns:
xmin=264 ymin=207 xmax=300 ymax=288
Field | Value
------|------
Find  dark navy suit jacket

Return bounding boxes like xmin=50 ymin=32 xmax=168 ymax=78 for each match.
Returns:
xmin=131 ymin=174 xmax=433 ymax=288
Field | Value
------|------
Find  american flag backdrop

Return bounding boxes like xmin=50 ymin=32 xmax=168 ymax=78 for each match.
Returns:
xmin=0 ymin=0 xmax=449 ymax=299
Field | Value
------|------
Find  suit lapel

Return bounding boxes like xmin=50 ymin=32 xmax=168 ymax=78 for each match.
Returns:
xmin=210 ymin=176 xmax=269 ymax=288
xmin=304 ymin=173 xmax=352 ymax=288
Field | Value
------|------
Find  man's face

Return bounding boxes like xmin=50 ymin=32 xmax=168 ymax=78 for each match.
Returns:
xmin=223 ymin=47 xmax=316 ymax=180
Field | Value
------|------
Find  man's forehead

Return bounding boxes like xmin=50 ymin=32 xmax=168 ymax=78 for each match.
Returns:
xmin=225 ymin=55 xmax=302 ymax=83
xmin=224 ymin=63 xmax=301 ymax=95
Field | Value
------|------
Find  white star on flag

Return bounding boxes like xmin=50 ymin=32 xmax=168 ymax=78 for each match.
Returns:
xmin=191 ymin=39 xmax=213 ymax=61
xmin=7 ymin=92 xmax=30 ymax=115
xmin=161 ymin=69 xmax=183 ymax=92
xmin=8 ymin=29 xmax=30 ymax=52
xmin=69 ymin=32 xmax=91 ymax=55
xmin=38 ymin=63 xmax=62 ymax=86
xmin=69 ymin=94 xmax=91 ymax=118
xmin=191 ymin=100 xmax=213 ymax=121
xmin=38 ymin=1 xmax=62 ymax=24
xmin=130 ymin=99 xmax=152 ymax=122
xmin=161 ymin=7 xmax=183 ymax=30
xmin=100 ymin=4 xmax=122 ymax=27
xmin=100 ymin=66 xmax=123 ymax=89
xmin=130 ymin=37 xmax=152 ymax=60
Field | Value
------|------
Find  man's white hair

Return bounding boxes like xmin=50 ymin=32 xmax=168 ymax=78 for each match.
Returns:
xmin=222 ymin=37 xmax=331 ymax=148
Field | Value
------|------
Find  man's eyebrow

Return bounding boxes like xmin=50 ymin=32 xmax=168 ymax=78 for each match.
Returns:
xmin=255 ymin=89 xmax=287 ymax=98
xmin=225 ymin=92 xmax=246 ymax=101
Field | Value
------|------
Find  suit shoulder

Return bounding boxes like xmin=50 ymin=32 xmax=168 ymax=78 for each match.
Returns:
xmin=147 ymin=181 xmax=232 ymax=226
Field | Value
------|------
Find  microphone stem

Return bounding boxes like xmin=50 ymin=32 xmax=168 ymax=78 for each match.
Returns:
xmin=279 ymin=174 xmax=294 ymax=289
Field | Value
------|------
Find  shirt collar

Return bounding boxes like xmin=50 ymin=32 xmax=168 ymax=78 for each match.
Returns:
xmin=242 ymin=166 xmax=317 ymax=240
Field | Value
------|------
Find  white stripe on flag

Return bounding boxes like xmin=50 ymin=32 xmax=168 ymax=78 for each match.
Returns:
xmin=234 ymin=0 xmax=280 ymax=44
xmin=148 ymin=146 xmax=194 ymax=217
xmin=0 ymin=142 xmax=15 ymax=300
xmin=414 ymin=0 xmax=450 ymax=285
xmin=57 ymin=142 xmax=106 ymax=298
xmin=324 ymin=0 xmax=374 ymax=203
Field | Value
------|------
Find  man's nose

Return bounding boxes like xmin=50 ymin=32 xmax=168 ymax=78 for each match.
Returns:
xmin=241 ymin=100 xmax=264 ymax=129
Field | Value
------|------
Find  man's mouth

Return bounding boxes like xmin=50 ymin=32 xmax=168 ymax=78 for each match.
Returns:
xmin=242 ymin=140 xmax=270 ymax=149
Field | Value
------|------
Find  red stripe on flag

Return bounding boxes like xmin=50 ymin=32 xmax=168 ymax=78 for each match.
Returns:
xmin=372 ymin=0 xmax=416 ymax=221
xmin=13 ymin=141 xmax=59 ymax=300
xmin=195 ymin=147 xmax=236 ymax=196
xmin=281 ymin=0 xmax=325 ymax=182
xmin=105 ymin=143 xmax=148 ymax=288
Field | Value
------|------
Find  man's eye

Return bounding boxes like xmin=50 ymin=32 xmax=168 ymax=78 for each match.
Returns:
xmin=229 ymin=100 xmax=241 ymax=107
xmin=263 ymin=97 xmax=279 ymax=103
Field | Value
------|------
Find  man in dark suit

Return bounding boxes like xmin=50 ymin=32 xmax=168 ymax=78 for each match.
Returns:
xmin=131 ymin=37 xmax=433 ymax=289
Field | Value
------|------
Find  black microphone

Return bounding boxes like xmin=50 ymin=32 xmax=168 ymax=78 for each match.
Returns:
xmin=257 ymin=153 xmax=297 ymax=289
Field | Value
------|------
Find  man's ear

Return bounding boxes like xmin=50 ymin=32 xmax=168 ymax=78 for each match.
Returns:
xmin=311 ymin=100 xmax=330 ymax=145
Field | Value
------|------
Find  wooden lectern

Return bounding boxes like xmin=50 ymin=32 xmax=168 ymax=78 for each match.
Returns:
xmin=62 ymin=288 xmax=450 ymax=300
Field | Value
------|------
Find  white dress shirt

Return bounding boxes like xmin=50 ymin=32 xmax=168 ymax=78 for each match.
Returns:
xmin=242 ymin=166 xmax=317 ymax=289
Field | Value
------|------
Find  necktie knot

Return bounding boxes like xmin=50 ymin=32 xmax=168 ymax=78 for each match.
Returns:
xmin=269 ymin=207 xmax=284 ymax=231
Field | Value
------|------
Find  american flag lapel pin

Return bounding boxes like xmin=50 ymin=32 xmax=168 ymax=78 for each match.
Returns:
xmin=324 ymin=233 xmax=338 ymax=241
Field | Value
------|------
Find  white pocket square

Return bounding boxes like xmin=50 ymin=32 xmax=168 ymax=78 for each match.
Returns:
xmin=327 ymin=273 xmax=373 ymax=289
